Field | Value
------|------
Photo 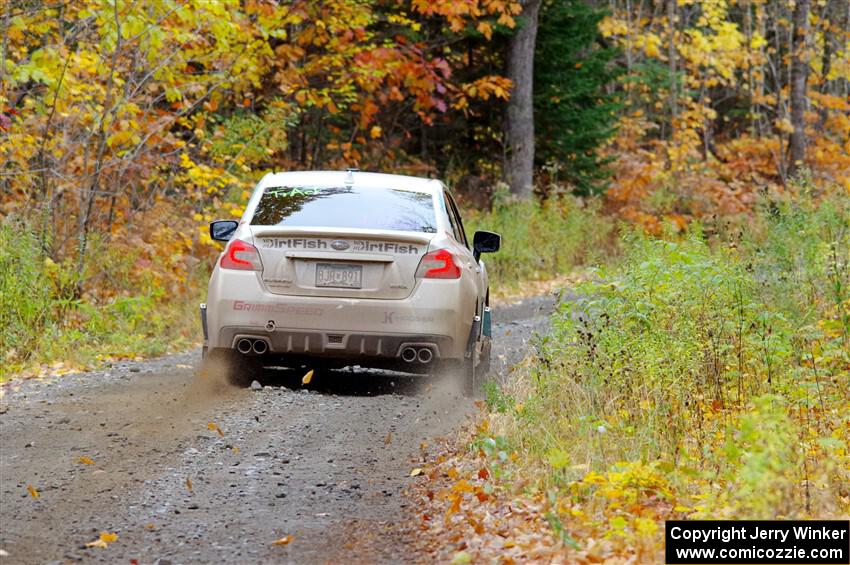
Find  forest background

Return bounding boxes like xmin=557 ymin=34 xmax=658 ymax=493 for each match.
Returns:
xmin=1 ymin=1 xmax=849 ymax=558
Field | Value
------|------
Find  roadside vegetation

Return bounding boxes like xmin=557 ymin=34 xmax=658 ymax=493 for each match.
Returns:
xmin=415 ymin=184 xmax=849 ymax=561
xmin=0 ymin=205 xmax=212 ymax=379
xmin=464 ymin=193 xmax=615 ymax=295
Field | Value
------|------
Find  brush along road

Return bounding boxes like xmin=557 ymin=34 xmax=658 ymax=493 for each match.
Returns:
xmin=0 ymin=295 xmax=555 ymax=564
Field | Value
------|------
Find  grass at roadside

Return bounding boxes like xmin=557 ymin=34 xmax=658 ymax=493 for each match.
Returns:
xmin=0 ymin=215 xmax=209 ymax=381
xmin=413 ymin=184 xmax=850 ymax=562
xmin=463 ymin=195 xmax=615 ymax=297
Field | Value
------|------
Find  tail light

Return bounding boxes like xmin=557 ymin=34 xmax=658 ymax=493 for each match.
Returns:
xmin=220 ymin=239 xmax=263 ymax=271
xmin=415 ymin=249 xmax=461 ymax=279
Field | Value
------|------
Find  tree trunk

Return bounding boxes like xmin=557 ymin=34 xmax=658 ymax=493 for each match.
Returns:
xmin=788 ymin=0 xmax=810 ymax=178
xmin=667 ymin=0 xmax=677 ymax=135
xmin=505 ymin=0 xmax=541 ymax=199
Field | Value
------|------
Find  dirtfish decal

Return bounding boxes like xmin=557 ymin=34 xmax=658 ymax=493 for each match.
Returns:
xmin=259 ymin=238 xmax=421 ymax=254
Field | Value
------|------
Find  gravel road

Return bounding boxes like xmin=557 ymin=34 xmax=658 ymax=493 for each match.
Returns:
xmin=0 ymin=295 xmax=556 ymax=565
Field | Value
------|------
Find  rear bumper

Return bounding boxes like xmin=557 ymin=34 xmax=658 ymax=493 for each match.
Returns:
xmin=205 ymin=270 xmax=474 ymax=361
xmin=221 ymin=326 xmax=453 ymax=361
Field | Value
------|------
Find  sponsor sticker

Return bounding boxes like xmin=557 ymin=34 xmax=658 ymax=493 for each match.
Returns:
xmin=383 ymin=312 xmax=435 ymax=324
xmin=259 ymin=238 xmax=421 ymax=254
xmin=232 ymin=301 xmax=323 ymax=316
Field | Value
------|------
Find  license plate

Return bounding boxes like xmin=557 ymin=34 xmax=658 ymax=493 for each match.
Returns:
xmin=315 ymin=263 xmax=362 ymax=288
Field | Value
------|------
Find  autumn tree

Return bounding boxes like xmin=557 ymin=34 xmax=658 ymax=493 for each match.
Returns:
xmin=0 ymin=0 xmax=522 ymax=315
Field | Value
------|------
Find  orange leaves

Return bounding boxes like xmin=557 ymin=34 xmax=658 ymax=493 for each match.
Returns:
xmin=455 ymin=76 xmax=513 ymax=113
xmin=477 ymin=21 xmax=493 ymax=40
xmin=272 ymin=535 xmax=294 ymax=546
xmin=410 ymin=0 xmax=521 ymax=33
xmin=207 ymin=422 xmax=224 ymax=436
xmin=411 ymin=436 xmax=562 ymax=562
xmin=27 ymin=485 xmax=39 ymax=499
xmin=301 ymin=369 xmax=314 ymax=385
xmin=85 ymin=532 xmax=118 ymax=549
xmin=445 ymin=492 xmax=462 ymax=522
xmin=452 ymin=479 xmax=475 ymax=493
xmin=78 ymin=456 xmax=95 ymax=465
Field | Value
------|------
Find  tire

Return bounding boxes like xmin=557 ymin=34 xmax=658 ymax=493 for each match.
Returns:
xmin=201 ymin=348 xmax=261 ymax=387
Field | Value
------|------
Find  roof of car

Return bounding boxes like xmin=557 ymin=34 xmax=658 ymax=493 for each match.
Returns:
xmin=258 ymin=170 xmax=444 ymax=193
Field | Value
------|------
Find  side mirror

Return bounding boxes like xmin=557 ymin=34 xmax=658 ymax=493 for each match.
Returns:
xmin=472 ymin=230 xmax=501 ymax=261
xmin=209 ymin=220 xmax=239 ymax=242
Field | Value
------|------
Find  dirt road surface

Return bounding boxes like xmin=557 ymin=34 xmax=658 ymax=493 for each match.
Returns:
xmin=0 ymin=296 xmax=555 ymax=564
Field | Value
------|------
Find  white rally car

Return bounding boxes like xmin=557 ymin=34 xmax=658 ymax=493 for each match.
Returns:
xmin=200 ymin=170 xmax=500 ymax=393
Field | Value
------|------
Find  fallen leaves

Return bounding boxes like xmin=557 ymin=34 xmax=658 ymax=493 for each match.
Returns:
xmin=410 ymin=468 xmax=423 ymax=477
xmin=78 ymin=456 xmax=95 ymax=465
xmin=186 ymin=477 xmax=193 ymax=493
xmin=207 ymin=422 xmax=224 ymax=436
xmin=272 ymin=535 xmax=294 ymax=546
xmin=26 ymin=485 xmax=39 ymax=498
xmin=85 ymin=532 xmax=118 ymax=549
xmin=409 ymin=432 xmax=565 ymax=563
xmin=301 ymin=369 xmax=314 ymax=385
xmin=384 ymin=431 xmax=393 ymax=445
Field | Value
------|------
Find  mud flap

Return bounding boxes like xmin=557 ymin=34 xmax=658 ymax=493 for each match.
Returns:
xmin=200 ymin=303 xmax=208 ymax=341
xmin=465 ymin=315 xmax=482 ymax=358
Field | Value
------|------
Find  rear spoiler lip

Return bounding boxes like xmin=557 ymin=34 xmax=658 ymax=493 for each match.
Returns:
xmin=249 ymin=226 xmax=436 ymax=245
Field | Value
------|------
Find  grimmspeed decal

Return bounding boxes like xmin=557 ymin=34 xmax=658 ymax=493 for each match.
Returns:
xmin=232 ymin=301 xmax=323 ymax=316
xmin=259 ymin=238 xmax=421 ymax=254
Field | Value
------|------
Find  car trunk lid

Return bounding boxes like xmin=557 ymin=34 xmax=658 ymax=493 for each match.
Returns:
xmin=250 ymin=227 xmax=434 ymax=299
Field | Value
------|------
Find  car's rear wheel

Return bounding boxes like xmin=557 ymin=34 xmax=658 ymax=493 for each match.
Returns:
xmin=201 ymin=348 xmax=262 ymax=387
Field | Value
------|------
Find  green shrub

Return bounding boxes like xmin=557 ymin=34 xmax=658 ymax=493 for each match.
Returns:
xmin=0 ymin=220 xmax=55 ymax=361
xmin=500 ymin=187 xmax=849 ymax=522
xmin=463 ymin=195 xmax=614 ymax=291
xmin=0 ymin=217 xmax=206 ymax=378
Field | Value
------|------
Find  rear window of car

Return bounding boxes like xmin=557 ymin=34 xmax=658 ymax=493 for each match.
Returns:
xmin=250 ymin=186 xmax=438 ymax=233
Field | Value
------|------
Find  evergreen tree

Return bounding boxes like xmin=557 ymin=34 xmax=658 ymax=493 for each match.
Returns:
xmin=534 ymin=0 xmax=622 ymax=195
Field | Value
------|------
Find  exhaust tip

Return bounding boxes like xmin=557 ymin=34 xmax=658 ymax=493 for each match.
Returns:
xmin=400 ymin=347 xmax=417 ymax=363
xmin=252 ymin=339 xmax=268 ymax=355
xmin=417 ymin=347 xmax=434 ymax=364
xmin=237 ymin=338 xmax=253 ymax=355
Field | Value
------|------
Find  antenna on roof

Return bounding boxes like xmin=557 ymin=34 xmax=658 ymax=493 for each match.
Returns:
xmin=344 ymin=168 xmax=357 ymax=185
